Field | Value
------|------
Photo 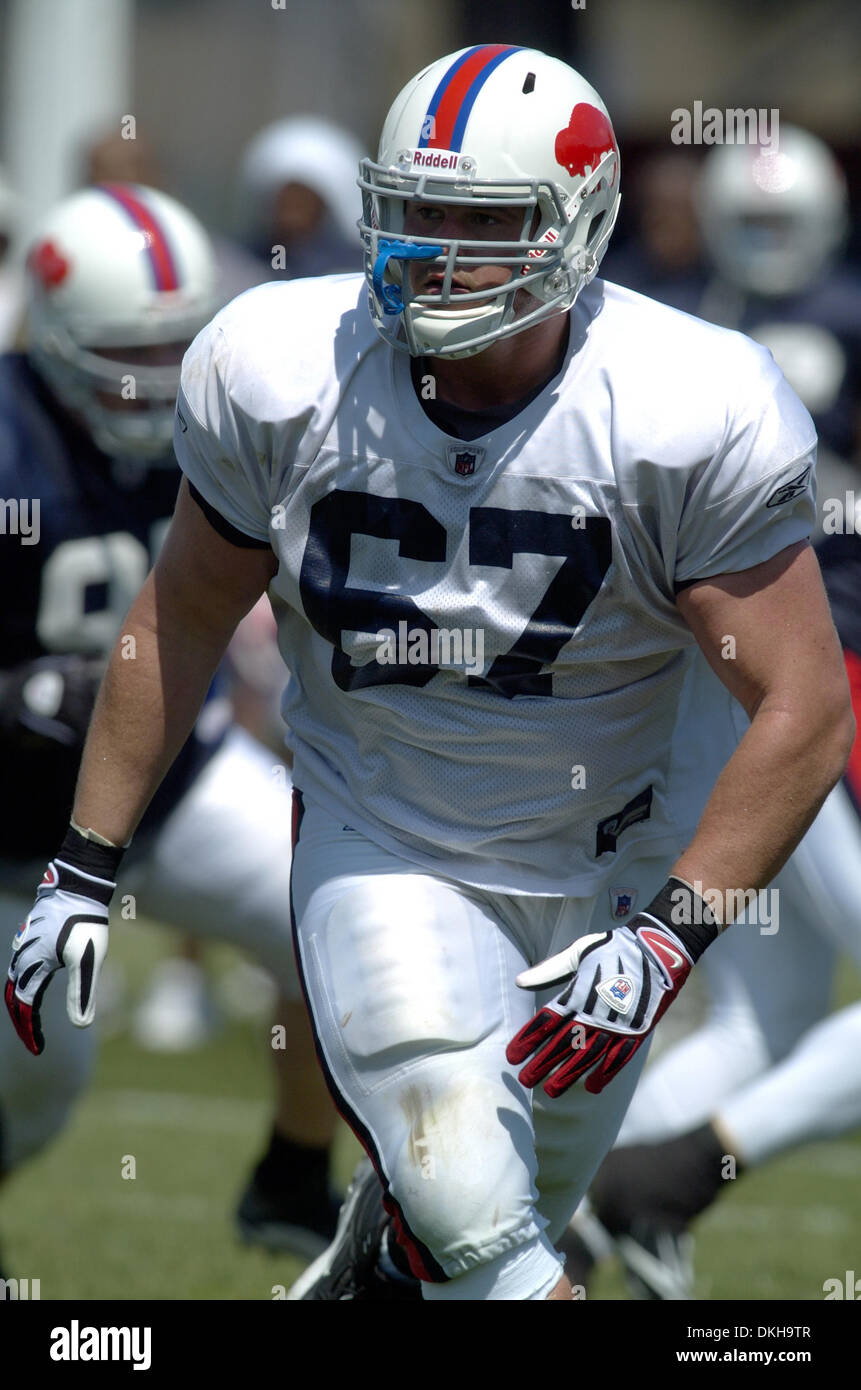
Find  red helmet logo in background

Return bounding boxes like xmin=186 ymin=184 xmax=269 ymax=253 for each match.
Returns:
xmin=555 ymin=103 xmax=618 ymax=184
xmin=28 ymin=239 xmax=70 ymax=289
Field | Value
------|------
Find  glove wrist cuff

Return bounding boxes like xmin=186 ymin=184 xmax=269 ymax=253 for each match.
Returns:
xmin=643 ymin=876 xmax=719 ymax=963
xmin=57 ymin=824 xmax=125 ymax=886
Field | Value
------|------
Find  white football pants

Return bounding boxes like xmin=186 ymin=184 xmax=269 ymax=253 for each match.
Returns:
xmin=291 ymin=793 xmax=676 ymax=1296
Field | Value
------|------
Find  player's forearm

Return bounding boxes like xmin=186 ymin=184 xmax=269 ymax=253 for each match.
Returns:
xmin=72 ymin=573 xmax=229 ymax=846
xmin=672 ymin=697 xmax=855 ymax=923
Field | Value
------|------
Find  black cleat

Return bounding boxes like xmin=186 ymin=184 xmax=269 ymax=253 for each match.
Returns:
xmin=287 ymin=1159 xmax=422 ymax=1301
xmin=586 ymin=1123 xmax=730 ymax=1300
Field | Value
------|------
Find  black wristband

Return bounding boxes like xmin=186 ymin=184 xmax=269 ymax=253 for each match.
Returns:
xmin=643 ymin=876 xmax=719 ymax=963
xmin=56 ymin=825 xmax=125 ymax=882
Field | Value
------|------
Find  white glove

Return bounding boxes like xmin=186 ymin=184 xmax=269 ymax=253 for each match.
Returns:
xmin=5 ymin=836 xmax=118 ymax=1054
xmin=507 ymin=878 xmax=719 ymax=1096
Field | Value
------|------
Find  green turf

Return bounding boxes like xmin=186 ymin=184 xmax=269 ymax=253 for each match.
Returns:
xmin=2 ymin=920 xmax=859 ymax=1300
xmin=1 ymin=918 xmax=363 ymax=1301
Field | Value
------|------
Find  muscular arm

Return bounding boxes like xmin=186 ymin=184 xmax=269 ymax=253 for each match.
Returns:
xmin=673 ymin=539 xmax=855 ymax=920
xmin=73 ymin=478 xmax=277 ymax=845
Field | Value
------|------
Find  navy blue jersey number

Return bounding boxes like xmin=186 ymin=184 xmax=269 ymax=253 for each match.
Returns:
xmin=468 ymin=507 xmax=612 ymax=696
xmin=299 ymin=490 xmax=611 ymax=697
xmin=300 ymin=491 xmax=447 ymax=690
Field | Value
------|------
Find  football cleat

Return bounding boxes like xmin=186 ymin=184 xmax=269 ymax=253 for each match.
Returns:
xmin=562 ymin=1195 xmax=695 ymax=1301
xmin=559 ymin=1195 xmax=615 ymax=1290
xmin=616 ymin=1222 xmax=696 ymax=1302
xmin=583 ymin=1123 xmax=730 ymax=1300
xmin=287 ymin=1159 xmax=421 ymax=1301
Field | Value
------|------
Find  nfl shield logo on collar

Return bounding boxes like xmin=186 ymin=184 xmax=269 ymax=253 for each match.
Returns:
xmin=609 ymin=887 xmax=637 ymax=919
xmin=446 ymin=444 xmax=485 ymax=477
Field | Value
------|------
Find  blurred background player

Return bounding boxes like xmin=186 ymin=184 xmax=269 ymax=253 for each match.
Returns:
xmin=82 ymin=124 xmax=268 ymax=312
xmin=600 ymin=152 xmax=707 ymax=316
xmin=237 ymin=116 xmax=364 ymax=281
xmin=98 ymin=117 xmax=363 ymax=1054
xmin=606 ymin=128 xmax=861 ymax=533
xmin=0 ymin=183 xmax=339 ymax=1285
xmin=565 ymin=128 xmax=861 ymax=1300
xmin=696 ymin=127 xmax=861 ymax=534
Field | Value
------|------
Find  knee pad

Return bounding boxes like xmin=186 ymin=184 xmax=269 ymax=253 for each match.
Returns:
xmin=387 ymin=1072 xmax=535 ymax=1257
xmin=306 ymin=878 xmax=506 ymax=1069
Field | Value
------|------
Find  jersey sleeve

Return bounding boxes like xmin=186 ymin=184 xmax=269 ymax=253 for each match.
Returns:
xmin=173 ymin=315 xmax=273 ymax=545
xmin=674 ymin=347 xmax=817 ymax=587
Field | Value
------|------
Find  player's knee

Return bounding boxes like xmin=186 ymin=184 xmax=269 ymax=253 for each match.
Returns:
xmin=420 ymin=1231 xmax=564 ymax=1301
xmin=386 ymin=1072 xmax=537 ymax=1275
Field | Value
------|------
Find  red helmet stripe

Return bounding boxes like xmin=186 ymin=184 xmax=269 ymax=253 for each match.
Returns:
xmin=98 ymin=183 xmax=181 ymax=291
xmin=420 ymin=44 xmax=522 ymax=153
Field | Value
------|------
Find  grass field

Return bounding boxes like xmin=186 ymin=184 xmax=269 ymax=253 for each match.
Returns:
xmin=3 ymin=917 xmax=859 ymax=1301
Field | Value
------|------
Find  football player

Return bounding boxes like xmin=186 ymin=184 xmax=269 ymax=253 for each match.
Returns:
xmin=563 ymin=131 xmax=861 ymax=1300
xmin=238 ymin=116 xmax=364 ymax=281
xmin=696 ymin=127 xmax=861 ymax=535
xmin=5 ymin=48 xmax=855 ymax=1302
xmin=0 ymin=184 xmax=338 ymax=1279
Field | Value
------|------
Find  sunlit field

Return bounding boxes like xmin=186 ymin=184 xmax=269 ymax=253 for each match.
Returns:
xmin=3 ymin=917 xmax=859 ymax=1301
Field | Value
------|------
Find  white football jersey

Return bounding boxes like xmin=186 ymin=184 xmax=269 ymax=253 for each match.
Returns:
xmin=174 ymin=273 xmax=816 ymax=894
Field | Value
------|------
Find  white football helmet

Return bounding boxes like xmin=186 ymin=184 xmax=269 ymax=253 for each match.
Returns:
xmin=239 ymin=115 xmax=365 ymax=246
xmin=359 ymin=45 xmax=620 ymax=358
xmin=698 ymin=126 xmax=848 ymax=297
xmin=26 ymin=183 xmax=216 ymax=459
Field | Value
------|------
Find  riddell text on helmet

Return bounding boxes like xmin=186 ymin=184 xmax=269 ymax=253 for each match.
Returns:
xmin=410 ymin=149 xmax=468 ymax=171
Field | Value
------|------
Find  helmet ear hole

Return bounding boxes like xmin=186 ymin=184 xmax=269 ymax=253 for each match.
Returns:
xmin=588 ymin=209 xmax=606 ymax=250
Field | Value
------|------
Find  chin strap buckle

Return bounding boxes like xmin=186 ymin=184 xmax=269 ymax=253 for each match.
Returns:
xmin=372 ymin=240 xmax=444 ymax=316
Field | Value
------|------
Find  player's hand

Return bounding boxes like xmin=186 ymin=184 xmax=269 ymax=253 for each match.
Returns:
xmin=5 ymin=849 xmax=116 ymax=1055
xmin=506 ymin=879 xmax=719 ymax=1097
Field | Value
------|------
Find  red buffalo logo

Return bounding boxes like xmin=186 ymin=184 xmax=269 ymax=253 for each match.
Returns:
xmin=555 ymin=103 xmax=618 ymax=184
xmin=28 ymin=239 xmax=70 ymax=289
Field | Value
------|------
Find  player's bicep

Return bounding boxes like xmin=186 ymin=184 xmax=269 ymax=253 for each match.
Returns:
xmin=149 ymin=477 xmax=277 ymax=648
xmin=676 ymin=540 xmax=849 ymax=720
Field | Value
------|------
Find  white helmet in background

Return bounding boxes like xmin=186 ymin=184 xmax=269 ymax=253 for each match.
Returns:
xmin=697 ymin=126 xmax=848 ymax=297
xmin=26 ymin=183 xmax=216 ymax=459
xmin=359 ymin=44 xmax=620 ymax=358
xmin=239 ymin=116 xmax=365 ymax=245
